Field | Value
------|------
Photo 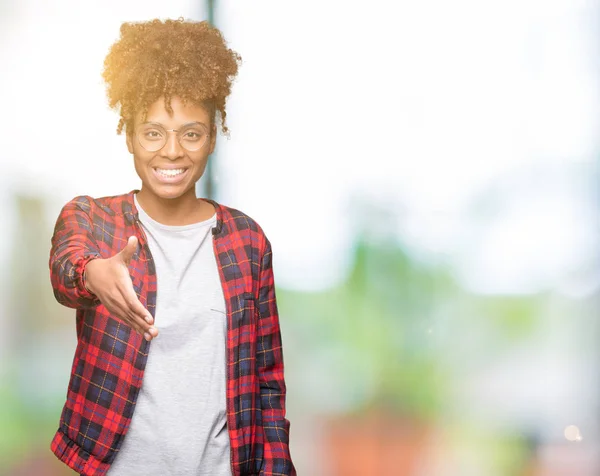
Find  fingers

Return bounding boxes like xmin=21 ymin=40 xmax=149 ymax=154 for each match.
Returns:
xmin=118 ymin=235 xmax=138 ymax=265
xmin=122 ymin=291 xmax=157 ymax=341
xmin=118 ymin=302 xmax=158 ymax=341
xmin=125 ymin=291 xmax=153 ymax=325
xmin=104 ymin=286 xmax=158 ymax=341
xmin=126 ymin=300 xmax=158 ymax=339
xmin=115 ymin=252 xmax=156 ymax=339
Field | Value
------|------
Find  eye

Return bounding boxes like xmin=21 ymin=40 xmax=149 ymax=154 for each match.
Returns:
xmin=181 ymin=129 xmax=206 ymax=141
xmin=143 ymin=129 xmax=164 ymax=140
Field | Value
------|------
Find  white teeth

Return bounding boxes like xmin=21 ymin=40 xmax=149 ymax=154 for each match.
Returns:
xmin=156 ymin=168 xmax=185 ymax=177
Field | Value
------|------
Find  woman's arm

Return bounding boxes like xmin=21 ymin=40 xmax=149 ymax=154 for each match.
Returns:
xmin=49 ymin=196 xmax=102 ymax=309
xmin=49 ymin=196 xmax=157 ymax=338
xmin=257 ymin=239 xmax=296 ymax=476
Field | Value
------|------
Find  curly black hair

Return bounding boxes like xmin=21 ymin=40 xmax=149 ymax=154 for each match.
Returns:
xmin=102 ymin=18 xmax=241 ymax=135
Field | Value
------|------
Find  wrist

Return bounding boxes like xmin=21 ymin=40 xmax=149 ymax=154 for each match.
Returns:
xmin=83 ymin=259 xmax=97 ymax=295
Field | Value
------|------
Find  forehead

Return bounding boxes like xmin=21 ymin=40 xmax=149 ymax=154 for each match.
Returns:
xmin=140 ymin=96 xmax=211 ymax=125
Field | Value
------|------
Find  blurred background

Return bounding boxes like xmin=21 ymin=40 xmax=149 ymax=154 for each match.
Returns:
xmin=1 ymin=0 xmax=599 ymax=474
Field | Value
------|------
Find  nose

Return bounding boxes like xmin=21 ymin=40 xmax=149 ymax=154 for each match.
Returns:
xmin=161 ymin=130 xmax=184 ymax=160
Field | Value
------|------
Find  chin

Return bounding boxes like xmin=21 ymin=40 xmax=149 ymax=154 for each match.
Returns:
xmin=156 ymin=187 xmax=191 ymax=200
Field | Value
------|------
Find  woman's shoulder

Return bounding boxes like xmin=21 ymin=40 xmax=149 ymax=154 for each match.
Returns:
xmin=211 ymin=201 xmax=269 ymax=244
xmin=61 ymin=191 xmax=134 ymax=217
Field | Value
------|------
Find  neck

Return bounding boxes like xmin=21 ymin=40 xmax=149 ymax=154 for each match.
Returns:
xmin=135 ymin=188 xmax=214 ymax=226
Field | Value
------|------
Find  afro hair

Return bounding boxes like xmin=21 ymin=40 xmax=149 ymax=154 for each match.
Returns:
xmin=102 ymin=18 xmax=241 ymax=135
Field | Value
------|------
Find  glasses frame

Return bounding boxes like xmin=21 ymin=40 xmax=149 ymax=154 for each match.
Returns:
xmin=135 ymin=121 xmax=210 ymax=152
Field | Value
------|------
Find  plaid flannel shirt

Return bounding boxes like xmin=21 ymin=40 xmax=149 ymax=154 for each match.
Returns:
xmin=49 ymin=191 xmax=295 ymax=476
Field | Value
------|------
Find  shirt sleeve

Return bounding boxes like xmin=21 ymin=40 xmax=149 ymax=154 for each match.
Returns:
xmin=49 ymin=196 xmax=102 ymax=309
xmin=256 ymin=238 xmax=296 ymax=476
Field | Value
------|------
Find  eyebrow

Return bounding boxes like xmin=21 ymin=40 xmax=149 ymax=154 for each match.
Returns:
xmin=139 ymin=121 xmax=208 ymax=128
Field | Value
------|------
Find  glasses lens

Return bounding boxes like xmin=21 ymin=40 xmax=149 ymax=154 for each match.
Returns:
xmin=137 ymin=125 xmax=166 ymax=152
xmin=178 ymin=124 xmax=209 ymax=151
xmin=136 ymin=123 xmax=209 ymax=152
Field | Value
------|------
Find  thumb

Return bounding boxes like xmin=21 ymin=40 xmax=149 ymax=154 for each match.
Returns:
xmin=118 ymin=235 xmax=138 ymax=265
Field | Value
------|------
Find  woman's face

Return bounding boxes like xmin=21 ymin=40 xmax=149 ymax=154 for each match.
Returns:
xmin=126 ymin=96 xmax=216 ymax=202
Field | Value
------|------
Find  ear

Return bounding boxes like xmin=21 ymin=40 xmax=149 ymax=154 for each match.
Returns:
xmin=126 ymin=132 xmax=134 ymax=154
xmin=208 ymin=125 xmax=217 ymax=155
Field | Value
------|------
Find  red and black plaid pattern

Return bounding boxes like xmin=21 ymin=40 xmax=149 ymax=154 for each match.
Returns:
xmin=49 ymin=191 xmax=295 ymax=475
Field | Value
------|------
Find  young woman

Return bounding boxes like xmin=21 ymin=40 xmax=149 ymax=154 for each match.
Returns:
xmin=49 ymin=18 xmax=295 ymax=476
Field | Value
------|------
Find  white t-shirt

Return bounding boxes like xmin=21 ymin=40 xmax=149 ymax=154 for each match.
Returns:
xmin=108 ymin=196 xmax=231 ymax=476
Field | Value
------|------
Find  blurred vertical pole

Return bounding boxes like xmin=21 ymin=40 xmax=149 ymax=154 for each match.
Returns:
xmin=203 ymin=0 xmax=216 ymax=200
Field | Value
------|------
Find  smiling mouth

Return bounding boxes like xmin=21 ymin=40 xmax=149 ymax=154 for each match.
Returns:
xmin=151 ymin=167 xmax=190 ymax=184
xmin=154 ymin=167 xmax=187 ymax=178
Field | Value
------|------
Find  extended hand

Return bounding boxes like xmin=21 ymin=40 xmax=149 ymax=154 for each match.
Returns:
xmin=84 ymin=236 xmax=158 ymax=341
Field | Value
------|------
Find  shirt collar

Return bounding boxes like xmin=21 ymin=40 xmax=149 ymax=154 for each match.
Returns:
xmin=124 ymin=189 xmax=224 ymax=236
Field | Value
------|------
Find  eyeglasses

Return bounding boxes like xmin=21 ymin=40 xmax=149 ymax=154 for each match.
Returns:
xmin=136 ymin=122 xmax=210 ymax=152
